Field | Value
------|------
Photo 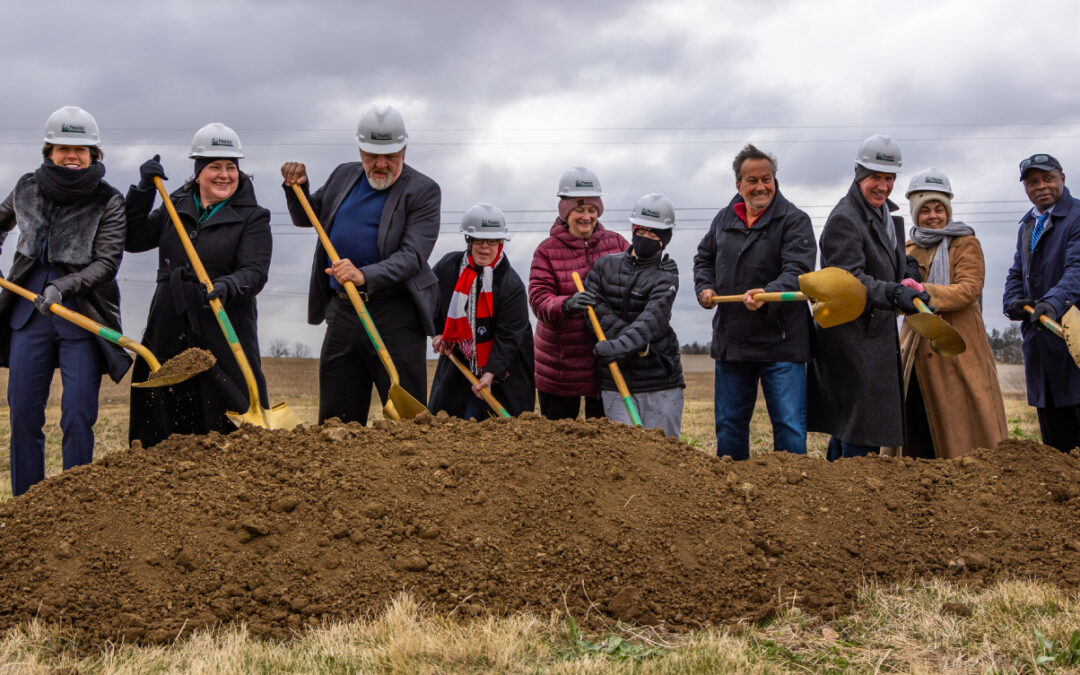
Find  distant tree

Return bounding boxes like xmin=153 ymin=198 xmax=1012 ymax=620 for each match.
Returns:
xmin=292 ymin=341 xmax=311 ymax=358
xmin=987 ymin=325 xmax=1023 ymax=364
xmin=268 ymin=338 xmax=290 ymax=358
xmin=680 ymin=341 xmax=711 ymax=355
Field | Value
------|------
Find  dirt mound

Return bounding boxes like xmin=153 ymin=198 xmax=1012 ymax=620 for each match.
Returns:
xmin=1 ymin=415 xmax=1079 ymax=645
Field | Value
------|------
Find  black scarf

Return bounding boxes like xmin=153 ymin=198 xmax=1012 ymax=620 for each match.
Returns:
xmin=34 ymin=161 xmax=106 ymax=204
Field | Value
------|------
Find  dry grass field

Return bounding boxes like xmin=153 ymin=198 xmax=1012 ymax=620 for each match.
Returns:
xmin=0 ymin=355 xmax=1065 ymax=673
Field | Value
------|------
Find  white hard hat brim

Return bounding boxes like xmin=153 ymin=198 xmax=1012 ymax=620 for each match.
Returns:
xmin=628 ymin=217 xmax=674 ymax=229
xmin=358 ymin=140 xmax=407 ymax=154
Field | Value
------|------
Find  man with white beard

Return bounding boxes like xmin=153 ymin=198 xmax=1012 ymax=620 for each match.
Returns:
xmin=282 ymin=104 xmax=441 ymax=424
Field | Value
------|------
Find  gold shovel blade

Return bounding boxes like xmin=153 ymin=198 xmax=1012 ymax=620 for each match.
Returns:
xmin=1060 ymin=306 xmax=1080 ymax=369
xmin=798 ymin=267 xmax=867 ymax=328
xmin=906 ymin=313 xmax=966 ymax=356
xmin=226 ymin=402 xmax=303 ymax=430
xmin=386 ymin=383 xmax=428 ymax=420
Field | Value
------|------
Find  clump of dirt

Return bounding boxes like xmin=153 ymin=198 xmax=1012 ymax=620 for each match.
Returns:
xmin=143 ymin=348 xmax=216 ymax=383
xmin=1 ymin=416 xmax=1078 ymax=646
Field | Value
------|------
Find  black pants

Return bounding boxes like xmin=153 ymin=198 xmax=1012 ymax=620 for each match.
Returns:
xmin=538 ymin=391 xmax=604 ymax=420
xmin=319 ymin=296 xmax=427 ymax=425
xmin=1036 ymin=404 xmax=1080 ymax=452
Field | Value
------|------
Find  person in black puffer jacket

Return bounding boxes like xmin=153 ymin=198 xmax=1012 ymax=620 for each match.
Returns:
xmin=585 ymin=193 xmax=684 ymax=438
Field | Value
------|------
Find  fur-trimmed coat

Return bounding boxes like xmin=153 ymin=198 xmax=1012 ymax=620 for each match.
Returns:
xmin=0 ymin=171 xmax=131 ymax=382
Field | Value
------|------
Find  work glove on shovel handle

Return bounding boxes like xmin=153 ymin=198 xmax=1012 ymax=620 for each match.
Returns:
xmin=1005 ymin=298 xmax=1034 ymax=321
xmin=892 ymin=283 xmax=931 ymax=315
xmin=564 ymin=290 xmax=596 ymax=315
xmin=594 ymin=340 xmax=621 ymax=365
xmin=137 ymin=154 xmax=168 ymax=190
xmin=34 ymin=285 xmax=61 ymax=315
xmin=202 ymin=280 xmax=231 ymax=305
xmin=1030 ymin=301 xmax=1057 ymax=327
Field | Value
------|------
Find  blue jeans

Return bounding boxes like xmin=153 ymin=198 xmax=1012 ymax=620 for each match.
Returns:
xmin=8 ymin=309 xmax=103 ymax=496
xmin=826 ymin=437 xmax=878 ymax=461
xmin=714 ymin=361 xmax=806 ymax=460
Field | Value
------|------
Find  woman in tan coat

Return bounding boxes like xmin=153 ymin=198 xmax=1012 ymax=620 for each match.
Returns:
xmin=886 ymin=168 xmax=1008 ymax=458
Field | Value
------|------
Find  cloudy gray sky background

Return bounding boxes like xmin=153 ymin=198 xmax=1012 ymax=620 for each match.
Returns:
xmin=2 ymin=0 xmax=1079 ymax=357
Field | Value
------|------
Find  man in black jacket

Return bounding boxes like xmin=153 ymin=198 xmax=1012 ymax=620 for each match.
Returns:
xmin=586 ymin=193 xmax=684 ymax=438
xmin=282 ymin=104 xmax=441 ymax=424
xmin=693 ymin=144 xmax=815 ymax=460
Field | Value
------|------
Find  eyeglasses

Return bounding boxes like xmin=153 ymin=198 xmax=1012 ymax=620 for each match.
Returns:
xmin=466 ymin=237 xmax=503 ymax=247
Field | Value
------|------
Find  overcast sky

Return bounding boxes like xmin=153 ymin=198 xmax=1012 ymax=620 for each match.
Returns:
xmin=2 ymin=0 xmax=1079 ymax=358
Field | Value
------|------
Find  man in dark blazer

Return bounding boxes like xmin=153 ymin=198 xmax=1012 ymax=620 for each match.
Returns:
xmin=282 ymin=104 xmax=441 ymax=424
xmin=807 ymin=134 xmax=930 ymax=459
xmin=1003 ymin=153 xmax=1080 ymax=451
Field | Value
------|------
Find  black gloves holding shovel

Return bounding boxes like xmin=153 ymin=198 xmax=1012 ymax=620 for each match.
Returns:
xmin=891 ymin=283 xmax=932 ymax=315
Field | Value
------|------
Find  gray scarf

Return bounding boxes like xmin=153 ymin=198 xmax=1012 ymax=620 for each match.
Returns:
xmin=908 ymin=221 xmax=975 ymax=286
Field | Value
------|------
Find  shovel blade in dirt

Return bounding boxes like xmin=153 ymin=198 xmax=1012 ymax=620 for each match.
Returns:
xmin=227 ymin=402 xmax=303 ymax=430
xmin=382 ymin=383 xmax=429 ymax=421
xmin=907 ymin=298 xmax=966 ymax=356
xmin=798 ymin=268 xmax=866 ymax=328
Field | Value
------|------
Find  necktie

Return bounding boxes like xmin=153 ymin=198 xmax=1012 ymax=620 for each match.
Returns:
xmin=1031 ymin=213 xmax=1049 ymax=253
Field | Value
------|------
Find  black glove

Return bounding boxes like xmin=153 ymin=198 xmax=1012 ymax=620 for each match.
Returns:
xmin=563 ymin=290 xmax=596 ymax=315
xmin=203 ymin=280 xmax=230 ymax=304
xmin=594 ymin=340 xmax=620 ymax=365
xmin=1005 ymin=298 xmax=1034 ymax=321
xmin=137 ymin=154 xmax=168 ymax=189
xmin=658 ymin=254 xmax=678 ymax=274
xmin=892 ymin=283 xmax=932 ymax=315
xmin=903 ymin=254 xmax=922 ymax=281
xmin=1030 ymin=301 xmax=1057 ymax=325
xmin=34 ymin=285 xmax=61 ymax=315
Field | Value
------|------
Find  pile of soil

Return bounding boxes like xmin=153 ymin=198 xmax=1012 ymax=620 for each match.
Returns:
xmin=143 ymin=348 xmax=216 ymax=383
xmin=1 ymin=413 xmax=1078 ymax=645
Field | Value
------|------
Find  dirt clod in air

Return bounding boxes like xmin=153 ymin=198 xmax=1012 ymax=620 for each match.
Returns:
xmin=143 ymin=347 xmax=216 ymax=383
xmin=0 ymin=417 xmax=1078 ymax=646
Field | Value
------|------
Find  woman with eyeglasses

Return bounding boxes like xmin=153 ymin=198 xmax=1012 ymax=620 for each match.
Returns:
xmin=429 ymin=203 xmax=535 ymax=419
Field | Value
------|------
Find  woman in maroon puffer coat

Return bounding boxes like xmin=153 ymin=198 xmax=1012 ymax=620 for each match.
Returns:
xmin=528 ymin=167 xmax=628 ymax=420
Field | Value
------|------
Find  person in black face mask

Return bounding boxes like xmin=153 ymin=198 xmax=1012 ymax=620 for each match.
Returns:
xmin=584 ymin=193 xmax=685 ymax=438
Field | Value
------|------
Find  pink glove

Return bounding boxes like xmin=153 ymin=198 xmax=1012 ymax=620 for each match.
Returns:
xmin=900 ymin=277 xmax=925 ymax=293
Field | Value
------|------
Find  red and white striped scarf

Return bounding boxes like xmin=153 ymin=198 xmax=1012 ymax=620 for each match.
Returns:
xmin=441 ymin=247 xmax=503 ymax=373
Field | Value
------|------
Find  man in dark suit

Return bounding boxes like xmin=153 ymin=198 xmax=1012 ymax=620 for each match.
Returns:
xmin=806 ymin=134 xmax=930 ymax=459
xmin=1004 ymin=153 xmax=1080 ymax=451
xmin=282 ymin=104 xmax=441 ymax=424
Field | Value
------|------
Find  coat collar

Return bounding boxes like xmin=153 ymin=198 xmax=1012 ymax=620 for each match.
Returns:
xmin=721 ymin=188 xmax=792 ymax=230
xmin=176 ymin=174 xmax=257 ymax=228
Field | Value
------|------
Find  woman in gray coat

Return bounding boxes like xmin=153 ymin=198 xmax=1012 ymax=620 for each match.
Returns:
xmin=806 ymin=135 xmax=929 ymax=459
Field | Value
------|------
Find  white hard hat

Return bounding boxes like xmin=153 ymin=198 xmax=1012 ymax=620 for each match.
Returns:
xmin=43 ymin=106 xmax=101 ymax=146
xmin=557 ymin=166 xmax=603 ymax=197
xmin=460 ymin=202 xmax=511 ymax=239
xmin=905 ymin=167 xmax=953 ymax=198
xmin=356 ymin=104 xmax=408 ymax=154
xmin=628 ymin=193 xmax=675 ymax=230
xmin=854 ymin=134 xmax=902 ymax=173
xmin=189 ymin=123 xmax=244 ymax=159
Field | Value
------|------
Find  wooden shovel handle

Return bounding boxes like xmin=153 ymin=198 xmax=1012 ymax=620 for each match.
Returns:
xmin=154 ymin=177 xmax=261 ymax=409
xmin=570 ymin=272 xmax=642 ymax=426
xmin=290 ymin=183 xmax=401 ymax=383
xmin=0 ymin=276 xmax=161 ymax=371
xmin=1024 ymin=304 xmax=1065 ymax=338
xmin=709 ymin=291 xmax=809 ymax=305
xmin=445 ymin=352 xmax=511 ymax=418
